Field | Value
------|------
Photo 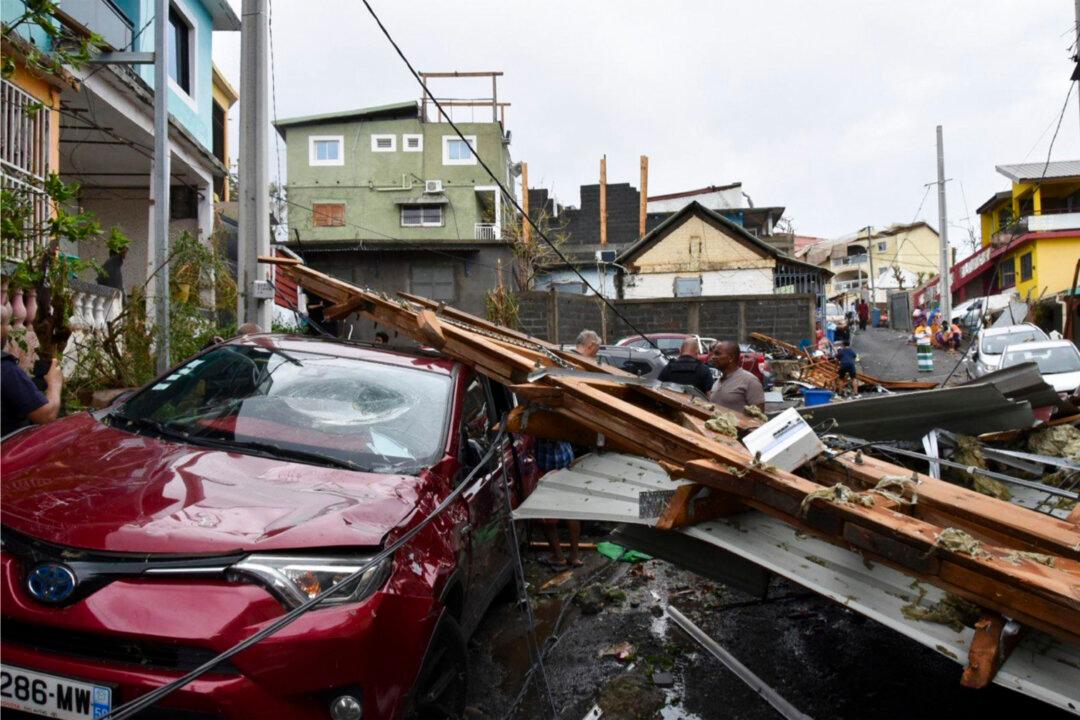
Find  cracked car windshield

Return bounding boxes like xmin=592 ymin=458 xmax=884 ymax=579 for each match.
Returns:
xmin=118 ymin=345 xmax=451 ymax=472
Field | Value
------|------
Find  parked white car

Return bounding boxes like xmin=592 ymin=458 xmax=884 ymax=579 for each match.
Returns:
xmin=999 ymin=339 xmax=1080 ymax=394
xmin=965 ymin=323 xmax=1049 ymax=378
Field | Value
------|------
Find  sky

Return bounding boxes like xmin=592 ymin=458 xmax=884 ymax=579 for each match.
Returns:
xmin=212 ymin=1 xmax=1080 ymax=250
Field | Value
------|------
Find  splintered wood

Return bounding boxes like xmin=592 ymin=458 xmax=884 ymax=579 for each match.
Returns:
xmin=263 ymin=257 xmax=1080 ymax=650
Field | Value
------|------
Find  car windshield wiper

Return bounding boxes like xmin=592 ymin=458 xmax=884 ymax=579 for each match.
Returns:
xmin=183 ymin=434 xmax=366 ymax=473
xmin=108 ymin=413 xmax=192 ymax=442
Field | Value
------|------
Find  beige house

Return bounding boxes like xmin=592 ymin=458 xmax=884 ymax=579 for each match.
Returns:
xmin=795 ymin=222 xmax=940 ymax=305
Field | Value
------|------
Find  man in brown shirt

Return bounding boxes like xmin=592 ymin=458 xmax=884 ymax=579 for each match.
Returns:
xmin=707 ymin=340 xmax=765 ymax=413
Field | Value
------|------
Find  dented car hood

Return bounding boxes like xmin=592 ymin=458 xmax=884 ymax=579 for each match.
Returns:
xmin=1 ymin=414 xmax=436 ymax=554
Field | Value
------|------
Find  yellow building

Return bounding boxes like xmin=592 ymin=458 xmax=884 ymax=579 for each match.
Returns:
xmin=0 ymin=32 xmax=76 ymax=260
xmin=970 ymin=161 xmax=1080 ymax=302
xmin=211 ymin=64 xmax=239 ymax=201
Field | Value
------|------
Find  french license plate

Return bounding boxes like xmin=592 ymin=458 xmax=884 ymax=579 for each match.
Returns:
xmin=0 ymin=665 xmax=112 ymax=719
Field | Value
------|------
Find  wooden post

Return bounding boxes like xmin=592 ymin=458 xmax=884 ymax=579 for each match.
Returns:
xmin=639 ymin=155 xmax=649 ymax=238
xmin=600 ymin=155 xmax=608 ymax=247
xmin=521 ymin=161 xmax=531 ymax=248
xmin=491 ymin=73 xmax=498 ymax=123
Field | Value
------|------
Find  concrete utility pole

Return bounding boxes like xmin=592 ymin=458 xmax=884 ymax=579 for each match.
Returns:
xmin=935 ymin=125 xmax=952 ymax=323
xmin=1075 ymin=0 xmax=1080 ymax=129
xmin=237 ymin=0 xmax=272 ymax=329
xmin=866 ymin=225 xmax=875 ymax=304
xmin=152 ymin=0 xmax=171 ymax=373
xmin=521 ymin=161 xmax=530 ymax=247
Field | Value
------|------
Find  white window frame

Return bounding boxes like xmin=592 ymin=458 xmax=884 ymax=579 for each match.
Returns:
xmin=401 ymin=204 xmax=444 ymax=227
xmin=308 ymin=135 xmax=344 ymax=166
xmin=166 ymin=0 xmax=198 ymax=110
xmin=371 ymin=134 xmax=396 ymax=153
xmin=876 ymin=240 xmax=888 ymax=253
xmin=402 ymin=134 xmax=423 ymax=152
xmin=442 ymin=135 xmax=477 ymax=165
xmin=673 ymin=276 xmax=703 ymax=297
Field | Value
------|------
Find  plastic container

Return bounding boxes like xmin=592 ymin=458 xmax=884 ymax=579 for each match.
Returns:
xmin=826 ymin=328 xmax=836 ymax=342
xmin=871 ymin=308 xmax=881 ymax=327
xmin=801 ymin=388 xmax=835 ymax=406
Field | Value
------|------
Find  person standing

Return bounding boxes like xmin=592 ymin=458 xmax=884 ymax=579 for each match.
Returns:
xmin=535 ymin=328 xmax=600 ymax=568
xmin=835 ymin=340 xmax=859 ymax=394
xmin=1 ymin=305 xmax=63 ymax=437
xmin=857 ymin=300 xmax=870 ymax=331
xmin=658 ymin=337 xmax=714 ymax=395
xmin=707 ymin=340 xmax=765 ymax=413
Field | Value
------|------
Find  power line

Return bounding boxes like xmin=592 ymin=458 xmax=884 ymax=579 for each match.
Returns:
xmin=357 ymin=0 xmax=658 ymax=348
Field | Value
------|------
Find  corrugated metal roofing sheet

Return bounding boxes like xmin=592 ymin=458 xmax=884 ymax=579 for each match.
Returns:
xmin=997 ymin=160 xmax=1080 ymax=182
xmin=514 ymin=453 xmax=1080 ymax=713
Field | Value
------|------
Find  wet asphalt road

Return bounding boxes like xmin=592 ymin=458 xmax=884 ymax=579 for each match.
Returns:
xmin=466 ymin=547 xmax=1073 ymax=720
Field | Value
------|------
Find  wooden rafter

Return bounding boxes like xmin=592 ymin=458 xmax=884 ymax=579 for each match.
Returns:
xmin=260 ymin=257 xmax=1080 ymax=647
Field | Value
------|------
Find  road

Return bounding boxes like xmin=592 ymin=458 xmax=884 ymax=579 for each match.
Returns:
xmin=851 ymin=325 xmax=968 ymax=386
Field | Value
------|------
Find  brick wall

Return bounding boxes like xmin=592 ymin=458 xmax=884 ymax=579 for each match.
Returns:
xmin=518 ymin=290 xmax=814 ymax=345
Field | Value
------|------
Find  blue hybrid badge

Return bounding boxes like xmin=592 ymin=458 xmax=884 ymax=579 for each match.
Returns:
xmin=27 ymin=563 xmax=77 ymax=603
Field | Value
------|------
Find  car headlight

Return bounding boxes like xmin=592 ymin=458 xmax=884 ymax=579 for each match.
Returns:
xmin=229 ymin=554 xmax=392 ymax=609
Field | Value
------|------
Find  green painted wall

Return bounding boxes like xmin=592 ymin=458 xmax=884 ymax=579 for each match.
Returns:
xmin=283 ymin=117 xmax=513 ymax=245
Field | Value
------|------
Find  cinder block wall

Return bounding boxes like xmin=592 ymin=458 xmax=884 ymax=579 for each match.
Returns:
xmin=517 ymin=291 xmax=814 ymax=345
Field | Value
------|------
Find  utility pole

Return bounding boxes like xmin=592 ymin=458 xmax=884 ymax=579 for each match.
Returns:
xmin=599 ymin=155 xmax=607 ymax=248
xmin=521 ymin=161 xmax=530 ymax=247
xmin=152 ymin=0 xmax=171 ymax=373
xmin=237 ymin=0 xmax=272 ymax=329
xmin=866 ymin=225 xmax=875 ymax=304
xmin=639 ymin=155 xmax=649 ymax=238
xmin=1075 ymin=0 xmax=1080 ymax=129
xmin=935 ymin=125 xmax=952 ymax=323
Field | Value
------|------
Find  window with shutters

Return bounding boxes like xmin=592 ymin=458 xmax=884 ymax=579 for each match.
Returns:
xmin=371 ymin=134 xmax=396 ymax=152
xmin=1000 ymin=259 xmax=1016 ymax=289
xmin=411 ymin=265 xmax=455 ymax=301
xmin=674 ymin=276 xmax=702 ymax=297
xmin=403 ymin=134 xmax=423 ymax=152
xmin=401 ymin=204 xmax=443 ymax=227
xmin=312 ymin=203 xmax=345 ymax=227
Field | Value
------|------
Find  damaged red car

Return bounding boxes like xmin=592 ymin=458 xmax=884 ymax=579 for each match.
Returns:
xmin=1 ymin=335 xmax=537 ymax=719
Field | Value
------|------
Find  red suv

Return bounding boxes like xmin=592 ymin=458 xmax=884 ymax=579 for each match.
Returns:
xmin=615 ymin=333 xmax=773 ymax=387
xmin=1 ymin=335 xmax=536 ymax=719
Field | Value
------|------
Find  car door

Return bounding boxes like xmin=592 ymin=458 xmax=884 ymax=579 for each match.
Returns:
xmin=457 ymin=373 xmax=512 ymax=627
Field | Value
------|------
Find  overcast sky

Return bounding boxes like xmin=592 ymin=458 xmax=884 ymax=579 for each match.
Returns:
xmin=213 ymin=1 xmax=1080 ymax=248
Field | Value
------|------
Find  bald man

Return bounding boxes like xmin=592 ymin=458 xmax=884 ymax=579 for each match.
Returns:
xmin=707 ymin=340 xmax=764 ymax=413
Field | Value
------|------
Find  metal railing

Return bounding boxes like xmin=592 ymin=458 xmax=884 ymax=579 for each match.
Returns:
xmin=1 ymin=79 xmax=52 ymax=262
xmin=830 ymin=254 xmax=868 ymax=268
xmin=475 ymin=222 xmax=498 ymax=240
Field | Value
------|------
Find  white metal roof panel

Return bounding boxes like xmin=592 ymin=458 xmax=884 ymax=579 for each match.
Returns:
xmin=516 ymin=453 xmax=1080 ymax=714
xmin=997 ymin=160 xmax=1080 ymax=182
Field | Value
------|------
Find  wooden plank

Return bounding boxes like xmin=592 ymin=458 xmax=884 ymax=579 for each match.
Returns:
xmin=509 ymin=384 xmax=564 ymax=406
xmin=417 ymin=309 xmax=447 ymax=349
xmin=325 ymin=295 xmax=374 ymax=320
xmin=960 ymin=613 xmax=1023 ymax=689
xmin=656 ymin=483 xmax=743 ymax=531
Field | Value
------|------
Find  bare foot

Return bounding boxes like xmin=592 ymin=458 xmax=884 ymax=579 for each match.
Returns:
xmin=541 ymin=554 xmax=567 ymax=567
xmin=568 ymin=556 xmax=584 ymax=567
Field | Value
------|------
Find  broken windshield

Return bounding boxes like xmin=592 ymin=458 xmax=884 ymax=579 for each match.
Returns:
xmin=114 ymin=345 xmax=452 ymax=473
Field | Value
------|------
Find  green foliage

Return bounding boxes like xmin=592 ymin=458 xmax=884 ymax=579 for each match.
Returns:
xmin=2 ymin=0 xmax=106 ymax=80
xmin=64 ymin=231 xmax=239 ymax=410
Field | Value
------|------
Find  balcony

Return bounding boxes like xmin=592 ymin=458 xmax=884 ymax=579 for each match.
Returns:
xmin=55 ymin=0 xmax=134 ymax=51
xmin=475 ymin=223 xmax=499 ymax=241
xmin=1027 ymin=211 xmax=1080 ymax=233
xmin=831 ymin=254 xmax=868 ymax=269
xmin=1 ymin=79 xmax=52 ymax=263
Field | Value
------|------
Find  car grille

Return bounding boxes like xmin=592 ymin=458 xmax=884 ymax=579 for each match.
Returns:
xmin=2 ymin=619 xmax=240 ymax=675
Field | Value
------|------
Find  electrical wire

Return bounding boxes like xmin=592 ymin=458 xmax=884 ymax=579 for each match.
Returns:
xmin=357 ymin=0 xmax=659 ymax=349
xmin=101 ymin=422 xmax=512 ymax=719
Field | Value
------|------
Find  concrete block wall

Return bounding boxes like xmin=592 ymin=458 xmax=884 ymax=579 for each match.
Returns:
xmin=516 ymin=291 xmax=814 ymax=346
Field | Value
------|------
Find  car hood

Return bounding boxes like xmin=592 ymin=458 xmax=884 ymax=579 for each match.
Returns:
xmin=1 ymin=414 xmax=443 ymax=554
xmin=1045 ymin=369 xmax=1080 ymax=394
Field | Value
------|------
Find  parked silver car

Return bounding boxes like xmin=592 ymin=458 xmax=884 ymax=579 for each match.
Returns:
xmin=965 ymin=323 xmax=1049 ymax=379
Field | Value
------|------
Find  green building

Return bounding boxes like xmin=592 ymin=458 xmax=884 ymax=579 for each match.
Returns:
xmin=275 ymin=101 xmax=515 ymax=333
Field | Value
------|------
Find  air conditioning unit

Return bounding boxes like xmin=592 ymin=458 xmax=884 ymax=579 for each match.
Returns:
xmin=595 ymin=250 xmax=616 ymax=262
xmin=424 ymin=180 xmax=443 ymax=194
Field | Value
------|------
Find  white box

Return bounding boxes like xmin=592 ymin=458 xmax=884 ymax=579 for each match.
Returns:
xmin=741 ymin=407 xmax=825 ymax=473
